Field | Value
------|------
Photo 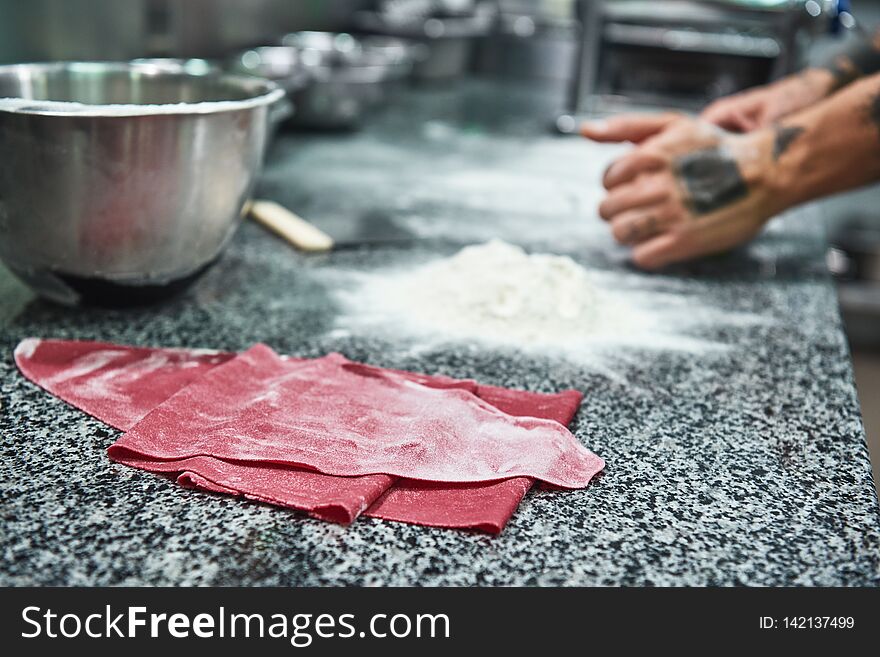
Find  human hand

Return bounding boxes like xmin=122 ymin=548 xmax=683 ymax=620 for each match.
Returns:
xmin=701 ymin=69 xmax=835 ymax=132
xmin=582 ymin=114 xmax=787 ymax=269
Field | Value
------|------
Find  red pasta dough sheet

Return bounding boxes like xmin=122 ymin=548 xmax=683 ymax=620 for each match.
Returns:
xmin=369 ymin=384 xmax=586 ymax=530
xmin=110 ymin=344 xmax=601 ymax=488
xmin=15 ymin=338 xmax=600 ymax=533
xmin=14 ymin=338 xmax=395 ymax=523
xmin=13 ymin=337 xmax=234 ymax=429
xmin=113 ymin=452 xmax=396 ymax=524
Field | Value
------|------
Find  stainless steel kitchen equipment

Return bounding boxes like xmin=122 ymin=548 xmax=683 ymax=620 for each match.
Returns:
xmin=228 ymin=48 xmax=308 ymax=130
xmin=0 ymin=0 xmax=376 ymax=64
xmin=354 ymin=1 xmax=496 ymax=81
xmin=136 ymin=56 xmax=293 ymax=140
xmin=283 ymin=30 xmax=402 ymax=120
xmin=828 ymin=217 xmax=880 ymax=349
xmin=476 ymin=6 xmax=580 ymax=83
xmin=561 ymin=0 xmax=848 ymax=123
xmin=0 ymin=62 xmax=284 ymax=305
xmin=156 ymin=0 xmax=377 ymax=59
xmin=130 ymin=58 xmax=221 ymax=75
xmin=829 ymin=219 xmax=880 ymax=285
xmin=235 ymin=33 xmax=392 ymax=131
xmin=359 ymin=36 xmax=426 ymax=90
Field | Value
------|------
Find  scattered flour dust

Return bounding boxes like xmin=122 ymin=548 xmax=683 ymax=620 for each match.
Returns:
xmin=334 ymin=240 xmax=716 ymax=356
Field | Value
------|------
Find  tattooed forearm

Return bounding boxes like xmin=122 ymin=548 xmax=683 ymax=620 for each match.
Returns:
xmin=773 ymin=125 xmax=804 ymax=160
xmin=867 ymin=86 xmax=880 ymax=135
xmin=821 ymin=28 xmax=880 ymax=90
xmin=828 ymin=55 xmax=862 ymax=91
xmin=673 ymin=147 xmax=749 ymax=215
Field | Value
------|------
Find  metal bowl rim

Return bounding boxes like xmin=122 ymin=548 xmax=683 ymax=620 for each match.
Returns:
xmin=235 ymin=46 xmax=393 ymax=84
xmin=0 ymin=61 xmax=285 ymax=117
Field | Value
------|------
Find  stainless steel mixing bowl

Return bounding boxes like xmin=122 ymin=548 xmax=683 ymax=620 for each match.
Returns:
xmin=354 ymin=3 xmax=495 ymax=82
xmin=288 ymin=33 xmax=400 ymax=130
xmin=0 ymin=62 xmax=284 ymax=305
xmin=234 ymin=40 xmax=391 ymax=131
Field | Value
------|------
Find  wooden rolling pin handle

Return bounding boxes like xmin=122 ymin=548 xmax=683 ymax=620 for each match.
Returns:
xmin=248 ymin=200 xmax=335 ymax=253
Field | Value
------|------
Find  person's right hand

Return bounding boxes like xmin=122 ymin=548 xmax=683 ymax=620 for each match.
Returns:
xmin=581 ymin=113 xmax=785 ymax=270
xmin=701 ymin=68 xmax=835 ymax=132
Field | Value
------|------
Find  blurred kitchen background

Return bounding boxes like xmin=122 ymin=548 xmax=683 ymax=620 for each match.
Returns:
xmin=0 ymin=0 xmax=877 ymax=488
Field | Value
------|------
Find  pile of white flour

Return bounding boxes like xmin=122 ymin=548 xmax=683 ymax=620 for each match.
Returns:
xmin=337 ymin=240 xmax=651 ymax=352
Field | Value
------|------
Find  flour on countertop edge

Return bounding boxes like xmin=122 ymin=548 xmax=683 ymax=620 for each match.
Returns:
xmin=330 ymin=240 xmax=769 ymax=358
xmin=14 ymin=339 xmax=230 ymax=402
xmin=14 ymin=337 xmax=40 ymax=360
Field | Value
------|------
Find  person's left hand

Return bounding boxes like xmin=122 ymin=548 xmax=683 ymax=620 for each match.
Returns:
xmin=581 ymin=114 xmax=786 ymax=269
xmin=700 ymin=68 xmax=835 ymax=132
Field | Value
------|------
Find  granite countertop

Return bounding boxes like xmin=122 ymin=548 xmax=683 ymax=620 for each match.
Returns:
xmin=1 ymin=81 xmax=879 ymax=586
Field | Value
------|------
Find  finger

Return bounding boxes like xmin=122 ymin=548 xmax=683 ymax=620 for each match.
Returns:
xmin=633 ymin=210 xmax=768 ymax=269
xmin=700 ymin=100 xmax=733 ymax=125
xmin=598 ymin=176 xmax=671 ymax=221
xmin=631 ymin=232 xmax=691 ymax=270
xmin=701 ymin=102 xmax=746 ymax=132
xmin=711 ymin=112 xmax=750 ymax=133
xmin=753 ymin=106 xmax=779 ymax=130
xmin=609 ymin=209 xmax=666 ymax=246
xmin=580 ymin=113 xmax=681 ymax=144
xmin=702 ymin=96 xmax=762 ymax=132
xmin=603 ymin=149 xmax=667 ymax=189
xmin=731 ymin=108 xmax=760 ymax=132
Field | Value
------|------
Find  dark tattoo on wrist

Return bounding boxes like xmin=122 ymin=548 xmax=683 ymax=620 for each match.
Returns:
xmin=773 ymin=126 xmax=804 ymax=160
xmin=673 ymin=147 xmax=749 ymax=216
xmin=822 ymin=28 xmax=880 ymax=90
xmin=827 ymin=55 xmax=861 ymax=91
xmin=867 ymin=87 xmax=880 ymax=135
xmin=847 ymin=28 xmax=880 ymax=76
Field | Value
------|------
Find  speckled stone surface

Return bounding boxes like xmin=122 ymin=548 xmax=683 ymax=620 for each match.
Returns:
xmin=1 ymin=81 xmax=879 ymax=586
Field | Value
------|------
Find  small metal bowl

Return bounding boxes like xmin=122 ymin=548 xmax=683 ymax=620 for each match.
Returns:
xmin=0 ymin=62 xmax=284 ymax=306
xmin=360 ymin=36 xmax=427 ymax=87
xmin=236 ymin=35 xmax=392 ymax=131
xmin=287 ymin=32 xmax=424 ymax=95
xmin=281 ymin=31 xmax=365 ymax=67
xmin=130 ymin=58 xmax=221 ymax=76
xmin=232 ymin=47 xmax=311 ymax=95
xmin=354 ymin=3 xmax=495 ymax=81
